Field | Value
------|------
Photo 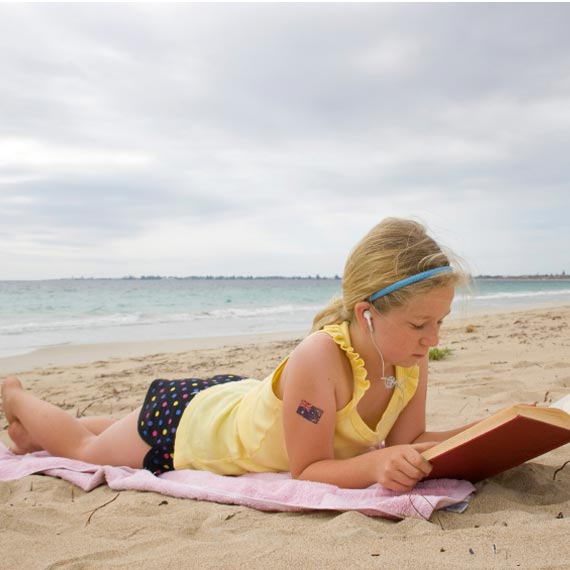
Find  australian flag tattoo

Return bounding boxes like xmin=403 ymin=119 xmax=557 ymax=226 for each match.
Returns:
xmin=296 ymin=399 xmax=324 ymax=424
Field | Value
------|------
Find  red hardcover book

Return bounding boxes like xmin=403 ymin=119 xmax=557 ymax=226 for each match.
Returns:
xmin=422 ymin=404 xmax=570 ymax=483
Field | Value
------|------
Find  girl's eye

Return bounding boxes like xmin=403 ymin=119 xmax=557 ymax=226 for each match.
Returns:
xmin=412 ymin=319 xmax=445 ymax=331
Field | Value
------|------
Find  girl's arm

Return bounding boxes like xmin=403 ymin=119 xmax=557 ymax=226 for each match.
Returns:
xmin=280 ymin=335 xmax=432 ymax=491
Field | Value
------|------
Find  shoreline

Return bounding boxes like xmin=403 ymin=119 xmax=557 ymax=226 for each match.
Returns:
xmin=2 ymin=303 xmax=569 ymax=376
xmin=0 ymin=329 xmax=305 ymax=376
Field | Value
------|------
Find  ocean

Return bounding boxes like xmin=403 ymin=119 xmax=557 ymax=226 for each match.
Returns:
xmin=1 ymin=277 xmax=570 ymax=358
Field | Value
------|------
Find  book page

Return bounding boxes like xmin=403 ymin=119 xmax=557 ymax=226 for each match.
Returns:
xmin=550 ymin=394 xmax=570 ymax=413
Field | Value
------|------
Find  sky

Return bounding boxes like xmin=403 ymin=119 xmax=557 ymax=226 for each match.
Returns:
xmin=1 ymin=3 xmax=569 ymax=280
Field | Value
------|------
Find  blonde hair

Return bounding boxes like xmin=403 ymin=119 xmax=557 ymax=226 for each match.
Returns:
xmin=311 ymin=218 xmax=468 ymax=332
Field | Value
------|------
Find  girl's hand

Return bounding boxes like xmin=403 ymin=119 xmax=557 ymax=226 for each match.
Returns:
xmin=374 ymin=442 xmax=435 ymax=492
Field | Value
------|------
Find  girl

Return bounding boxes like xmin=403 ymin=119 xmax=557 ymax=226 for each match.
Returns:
xmin=2 ymin=218 xmax=474 ymax=492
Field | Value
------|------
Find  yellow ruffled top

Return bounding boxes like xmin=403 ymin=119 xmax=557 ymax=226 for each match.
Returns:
xmin=324 ymin=321 xmax=420 ymax=458
xmin=173 ymin=321 xmax=419 ymax=474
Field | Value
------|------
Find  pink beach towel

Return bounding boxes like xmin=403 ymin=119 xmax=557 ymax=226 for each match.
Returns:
xmin=0 ymin=443 xmax=474 ymax=520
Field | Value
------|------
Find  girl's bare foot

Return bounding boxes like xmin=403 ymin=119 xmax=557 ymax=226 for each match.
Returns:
xmin=7 ymin=420 xmax=42 ymax=454
xmin=2 ymin=377 xmax=41 ymax=454
xmin=1 ymin=376 xmax=23 ymax=424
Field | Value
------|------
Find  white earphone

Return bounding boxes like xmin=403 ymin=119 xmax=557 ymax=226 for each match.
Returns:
xmin=363 ymin=309 xmax=373 ymax=332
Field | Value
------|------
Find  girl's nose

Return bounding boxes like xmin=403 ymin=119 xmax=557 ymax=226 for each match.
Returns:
xmin=421 ymin=326 xmax=439 ymax=347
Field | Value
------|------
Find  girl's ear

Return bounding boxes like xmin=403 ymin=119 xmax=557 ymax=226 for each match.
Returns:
xmin=354 ymin=302 xmax=373 ymax=332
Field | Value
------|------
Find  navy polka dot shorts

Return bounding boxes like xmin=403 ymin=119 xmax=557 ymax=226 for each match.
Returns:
xmin=137 ymin=374 xmax=244 ymax=476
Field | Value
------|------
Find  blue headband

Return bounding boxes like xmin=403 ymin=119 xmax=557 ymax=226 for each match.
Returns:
xmin=367 ymin=266 xmax=453 ymax=302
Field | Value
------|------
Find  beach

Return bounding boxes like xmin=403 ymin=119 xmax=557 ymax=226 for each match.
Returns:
xmin=2 ymin=305 xmax=570 ymax=569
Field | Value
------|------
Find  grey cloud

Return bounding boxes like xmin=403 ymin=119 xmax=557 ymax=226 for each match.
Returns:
xmin=1 ymin=3 xmax=570 ymax=277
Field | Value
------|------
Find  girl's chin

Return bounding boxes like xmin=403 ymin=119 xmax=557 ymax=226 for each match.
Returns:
xmin=398 ymin=355 xmax=425 ymax=367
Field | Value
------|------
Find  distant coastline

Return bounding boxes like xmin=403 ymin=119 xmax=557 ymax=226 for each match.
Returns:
xmin=475 ymin=274 xmax=569 ymax=281
xmin=9 ymin=273 xmax=568 ymax=282
xmin=130 ymin=274 xmax=569 ymax=281
xmin=130 ymin=272 xmax=570 ymax=281
xmin=20 ymin=275 xmax=344 ymax=281
xmin=122 ymin=274 xmax=343 ymax=281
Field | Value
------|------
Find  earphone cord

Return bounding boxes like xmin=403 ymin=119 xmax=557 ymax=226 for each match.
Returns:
xmin=369 ymin=329 xmax=397 ymax=389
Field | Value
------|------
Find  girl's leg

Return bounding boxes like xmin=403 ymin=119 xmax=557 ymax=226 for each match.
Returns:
xmin=2 ymin=377 xmax=150 ymax=468
xmin=79 ymin=416 xmax=117 ymax=435
xmin=7 ymin=416 xmax=118 ymax=454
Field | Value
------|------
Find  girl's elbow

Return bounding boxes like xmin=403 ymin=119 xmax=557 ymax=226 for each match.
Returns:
xmin=289 ymin=465 xmax=306 ymax=480
xmin=289 ymin=459 xmax=322 ymax=481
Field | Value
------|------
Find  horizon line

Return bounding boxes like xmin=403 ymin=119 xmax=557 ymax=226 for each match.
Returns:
xmin=1 ymin=273 xmax=569 ymax=282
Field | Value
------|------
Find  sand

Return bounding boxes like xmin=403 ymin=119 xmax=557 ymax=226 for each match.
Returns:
xmin=2 ymin=306 xmax=570 ymax=569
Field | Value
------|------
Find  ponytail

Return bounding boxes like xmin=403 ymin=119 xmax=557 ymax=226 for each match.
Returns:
xmin=310 ymin=296 xmax=350 ymax=333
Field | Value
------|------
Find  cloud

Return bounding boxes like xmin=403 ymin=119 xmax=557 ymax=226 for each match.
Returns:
xmin=0 ymin=3 xmax=569 ymax=278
